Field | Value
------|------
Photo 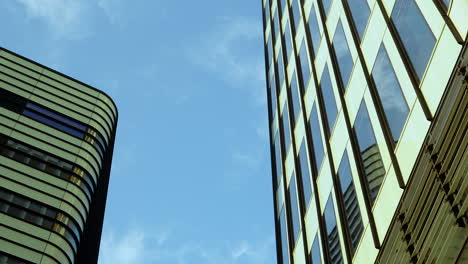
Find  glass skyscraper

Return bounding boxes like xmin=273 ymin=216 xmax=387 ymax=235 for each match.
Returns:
xmin=0 ymin=47 xmax=118 ymax=264
xmin=262 ymin=0 xmax=467 ymax=263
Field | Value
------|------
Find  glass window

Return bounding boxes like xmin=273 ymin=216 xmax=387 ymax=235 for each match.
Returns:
xmin=354 ymin=102 xmax=386 ymax=203
xmin=280 ymin=206 xmax=290 ymax=264
xmin=23 ymin=109 xmax=85 ymax=138
xmin=284 ymin=22 xmax=293 ymax=63
xmin=26 ymin=103 xmax=87 ymax=132
xmin=282 ymin=103 xmax=292 ymax=155
xmin=308 ymin=4 xmax=322 ymax=56
xmin=269 ymin=69 xmax=277 ymax=116
xmin=348 ymin=0 xmax=370 ymax=41
xmin=319 ymin=66 xmax=338 ymax=133
xmin=280 ymin=0 xmax=287 ymax=13
xmin=321 ymin=0 xmax=332 ymax=17
xmin=323 ymin=195 xmax=343 ymax=264
xmin=290 ymin=72 xmax=301 ymax=123
xmin=298 ymin=139 xmax=312 ymax=208
xmin=289 ymin=174 xmax=301 ymax=244
xmin=278 ymin=47 xmax=285 ymax=88
xmin=274 ymin=131 xmax=283 ymax=186
xmin=372 ymin=44 xmax=409 ymax=143
xmin=391 ymin=0 xmax=436 ymax=81
xmin=311 ymin=234 xmax=322 ymax=264
xmin=267 ymin=35 xmax=273 ymax=69
xmin=332 ymin=21 xmax=354 ymax=89
xmin=337 ymin=151 xmax=364 ymax=253
xmin=299 ymin=40 xmax=311 ymax=88
xmin=264 ymin=1 xmax=270 ymax=24
xmin=442 ymin=0 xmax=451 ymax=8
xmin=309 ymin=104 xmax=325 ymax=173
xmin=0 ymin=88 xmax=27 ymax=113
xmin=292 ymin=0 xmax=301 ymax=29
xmin=274 ymin=9 xmax=280 ymax=42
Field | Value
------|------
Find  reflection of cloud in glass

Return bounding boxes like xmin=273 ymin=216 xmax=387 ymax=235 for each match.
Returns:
xmin=333 ymin=21 xmax=354 ymax=87
xmin=348 ymin=0 xmax=370 ymax=40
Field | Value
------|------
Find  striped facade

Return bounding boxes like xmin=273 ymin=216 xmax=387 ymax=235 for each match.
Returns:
xmin=262 ymin=0 xmax=467 ymax=263
xmin=0 ymin=48 xmax=118 ymax=264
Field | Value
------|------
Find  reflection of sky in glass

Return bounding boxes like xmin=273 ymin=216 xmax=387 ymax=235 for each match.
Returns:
xmin=321 ymin=0 xmax=332 ymax=16
xmin=274 ymin=131 xmax=282 ymax=185
xmin=264 ymin=2 xmax=270 ymax=24
xmin=310 ymin=103 xmax=325 ymax=172
xmin=280 ymin=206 xmax=290 ymax=264
xmin=443 ymin=0 xmax=451 ymax=8
xmin=290 ymin=72 xmax=301 ymax=122
xmin=348 ymin=0 xmax=370 ymax=41
xmin=308 ymin=4 xmax=321 ymax=56
xmin=278 ymin=47 xmax=285 ymax=87
xmin=292 ymin=0 xmax=301 ymax=29
xmin=284 ymin=22 xmax=293 ymax=63
xmin=280 ymin=0 xmax=287 ymax=12
xmin=269 ymin=69 xmax=277 ymax=115
xmin=338 ymin=151 xmax=352 ymax=192
xmin=267 ymin=35 xmax=273 ymax=67
xmin=354 ymin=101 xmax=377 ymax=152
xmin=299 ymin=40 xmax=311 ymax=88
xmin=289 ymin=175 xmax=301 ymax=243
xmin=372 ymin=44 xmax=409 ymax=142
xmin=392 ymin=0 xmax=436 ymax=81
xmin=333 ymin=21 xmax=354 ymax=89
xmin=320 ymin=66 xmax=338 ymax=133
xmin=324 ymin=195 xmax=343 ymax=263
xmin=324 ymin=196 xmax=337 ymax=235
xmin=299 ymin=140 xmax=312 ymax=208
xmin=282 ymin=103 xmax=291 ymax=154
xmin=274 ymin=9 xmax=280 ymax=42
xmin=311 ymin=234 xmax=322 ymax=264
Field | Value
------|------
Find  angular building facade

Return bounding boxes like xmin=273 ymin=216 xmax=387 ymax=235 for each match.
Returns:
xmin=0 ymin=48 xmax=118 ymax=264
xmin=262 ymin=0 xmax=467 ymax=263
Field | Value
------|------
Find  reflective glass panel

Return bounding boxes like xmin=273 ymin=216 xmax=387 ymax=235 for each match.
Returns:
xmin=264 ymin=1 xmax=270 ymax=24
xmin=289 ymin=174 xmax=301 ymax=244
xmin=308 ymin=4 xmax=322 ymax=56
xmin=443 ymin=0 xmax=451 ymax=8
xmin=292 ymin=0 xmax=301 ymax=29
xmin=311 ymin=234 xmax=322 ymax=264
xmin=372 ymin=44 xmax=409 ymax=142
xmin=310 ymin=104 xmax=325 ymax=173
xmin=332 ymin=21 xmax=354 ymax=89
xmin=274 ymin=131 xmax=283 ymax=185
xmin=324 ymin=195 xmax=343 ymax=264
xmin=320 ymin=66 xmax=338 ymax=133
xmin=321 ymin=0 xmax=332 ymax=16
xmin=269 ymin=69 xmax=277 ymax=116
xmin=274 ymin=9 xmax=280 ymax=42
xmin=299 ymin=40 xmax=311 ymax=88
xmin=348 ymin=0 xmax=370 ymax=40
xmin=298 ymin=139 xmax=312 ymax=208
xmin=354 ymin=102 xmax=386 ymax=203
xmin=282 ymin=103 xmax=292 ymax=155
xmin=267 ymin=35 xmax=273 ymax=69
xmin=391 ymin=0 xmax=436 ymax=81
xmin=284 ymin=22 xmax=293 ymax=63
xmin=280 ymin=206 xmax=290 ymax=264
xmin=290 ymin=72 xmax=301 ymax=123
xmin=23 ymin=109 xmax=85 ymax=138
xmin=338 ymin=151 xmax=364 ymax=253
xmin=278 ymin=48 xmax=285 ymax=88
xmin=280 ymin=0 xmax=287 ymax=13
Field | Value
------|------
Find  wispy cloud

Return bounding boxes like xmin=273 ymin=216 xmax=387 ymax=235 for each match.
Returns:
xmin=99 ymin=230 xmax=145 ymax=264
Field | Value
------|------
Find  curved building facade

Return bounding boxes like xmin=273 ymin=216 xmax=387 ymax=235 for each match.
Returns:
xmin=0 ymin=47 xmax=118 ymax=264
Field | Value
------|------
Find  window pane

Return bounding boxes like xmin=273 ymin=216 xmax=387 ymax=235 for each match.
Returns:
xmin=267 ymin=35 xmax=273 ymax=69
xmin=26 ymin=103 xmax=87 ymax=132
xmin=284 ymin=22 xmax=293 ymax=63
xmin=332 ymin=21 xmax=354 ymax=89
xmin=324 ymin=195 xmax=343 ymax=264
xmin=348 ymin=0 xmax=370 ymax=40
xmin=320 ymin=66 xmax=338 ymax=133
xmin=280 ymin=0 xmax=287 ymax=13
xmin=299 ymin=40 xmax=311 ymax=88
xmin=338 ymin=151 xmax=364 ymax=253
xmin=310 ymin=104 xmax=325 ymax=173
xmin=282 ymin=103 xmax=291 ymax=155
xmin=264 ymin=1 xmax=270 ymax=24
xmin=290 ymin=72 xmax=301 ymax=123
xmin=280 ymin=206 xmax=290 ymax=264
xmin=391 ymin=0 xmax=436 ymax=81
xmin=321 ymin=0 xmax=332 ymax=16
xmin=269 ymin=69 xmax=277 ymax=116
xmin=354 ymin=102 xmax=386 ymax=203
xmin=308 ymin=4 xmax=321 ymax=56
xmin=278 ymin=48 xmax=285 ymax=88
xmin=289 ymin=174 xmax=301 ymax=244
xmin=23 ymin=109 xmax=85 ymax=138
xmin=298 ymin=140 xmax=312 ymax=208
xmin=311 ymin=234 xmax=322 ymax=264
xmin=292 ymin=0 xmax=301 ymax=29
xmin=442 ymin=0 xmax=451 ymax=8
xmin=274 ymin=9 xmax=280 ymax=42
xmin=372 ymin=44 xmax=409 ymax=142
xmin=274 ymin=131 xmax=283 ymax=186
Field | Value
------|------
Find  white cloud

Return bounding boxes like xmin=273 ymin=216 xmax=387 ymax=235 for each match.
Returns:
xmin=99 ymin=230 xmax=145 ymax=264
xmin=13 ymin=0 xmax=89 ymax=39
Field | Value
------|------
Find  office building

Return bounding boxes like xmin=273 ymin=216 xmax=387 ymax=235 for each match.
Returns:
xmin=0 ymin=48 xmax=118 ymax=264
xmin=262 ymin=0 xmax=467 ymax=263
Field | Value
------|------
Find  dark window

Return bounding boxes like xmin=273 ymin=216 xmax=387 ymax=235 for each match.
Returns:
xmin=309 ymin=104 xmax=325 ymax=173
xmin=354 ymin=102 xmax=386 ymax=203
xmin=298 ymin=139 xmax=312 ymax=208
xmin=290 ymin=72 xmax=301 ymax=123
xmin=23 ymin=109 xmax=85 ymax=138
xmin=323 ymin=195 xmax=343 ymax=264
xmin=289 ymin=174 xmax=301 ymax=244
xmin=348 ymin=0 xmax=370 ymax=41
xmin=337 ymin=151 xmax=364 ymax=253
xmin=372 ymin=44 xmax=409 ymax=142
xmin=391 ymin=0 xmax=436 ymax=81
xmin=0 ymin=88 xmax=27 ymax=113
xmin=308 ymin=4 xmax=322 ymax=56
xmin=269 ymin=70 xmax=277 ymax=116
xmin=0 ymin=252 xmax=31 ymax=264
xmin=26 ymin=103 xmax=87 ymax=132
xmin=321 ymin=0 xmax=333 ymax=17
xmin=274 ymin=131 xmax=283 ymax=186
xmin=320 ymin=66 xmax=338 ymax=133
xmin=292 ymin=0 xmax=302 ymax=29
xmin=284 ymin=22 xmax=293 ymax=63
xmin=299 ymin=40 xmax=311 ymax=88
xmin=282 ymin=103 xmax=292 ymax=155
xmin=332 ymin=21 xmax=354 ymax=89
xmin=278 ymin=48 xmax=285 ymax=88
xmin=311 ymin=234 xmax=322 ymax=263
xmin=280 ymin=206 xmax=290 ymax=264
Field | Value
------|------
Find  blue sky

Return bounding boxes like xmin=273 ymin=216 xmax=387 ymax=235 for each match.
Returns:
xmin=0 ymin=0 xmax=276 ymax=263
